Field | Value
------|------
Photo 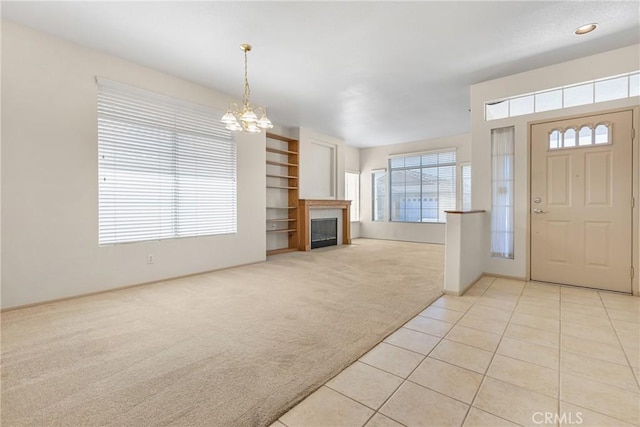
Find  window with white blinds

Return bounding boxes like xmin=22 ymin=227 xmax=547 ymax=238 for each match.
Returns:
xmin=97 ymin=78 xmax=237 ymax=246
xmin=371 ymin=169 xmax=387 ymax=222
xmin=461 ymin=164 xmax=472 ymax=211
xmin=345 ymin=172 xmax=360 ymax=222
xmin=389 ymin=150 xmax=456 ymax=223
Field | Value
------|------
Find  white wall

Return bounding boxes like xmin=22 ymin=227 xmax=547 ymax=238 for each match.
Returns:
xmin=471 ymin=44 xmax=640 ymax=293
xmin=444 ymin=212 xmax=485 ymax=295
xmin=345 ymin=145 xmax=361 ymax=238
xmin=299 ymin=127 xmax=346 ymax=201
xmin=359 ymin=133 xmax=471 ymax=244
xmin=1 ymin=21 xmax=266 ymax=308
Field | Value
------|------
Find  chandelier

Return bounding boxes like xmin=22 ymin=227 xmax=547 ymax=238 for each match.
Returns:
xmin=221 ymin=43 xmax=273 ymax=133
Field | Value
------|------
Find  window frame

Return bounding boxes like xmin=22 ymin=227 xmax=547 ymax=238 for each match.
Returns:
xmin=371 ymin=169 xmax=387 ymax=222
xmin=459 ymin=163 xmax=472 ymax=211
xmin=345 ymin=171 xmax=360 ymax=222
xmin=97 ymin=78 xmax=237 ymax=246
xmin=484 ymin=70 xmax=640 ymax=121
xmin=388 ymin=149 xmax=457 ymax=224
xmin=491 ymin=126 xmax=515 ymax=259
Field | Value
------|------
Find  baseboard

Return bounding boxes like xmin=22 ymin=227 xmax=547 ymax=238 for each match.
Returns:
xmin=481 ymin=272 xmax=527 ymax=282
xmin=443 ymin=273 xmax=486 ymax=296
xmin=1 ymin=260 xmax=266 ymax=312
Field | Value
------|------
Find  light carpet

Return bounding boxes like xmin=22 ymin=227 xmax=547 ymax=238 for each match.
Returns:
xmin=1 ymin=238 xmax=444 ymax=426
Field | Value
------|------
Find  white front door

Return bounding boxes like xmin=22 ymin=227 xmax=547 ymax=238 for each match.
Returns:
xmin=530 ymin=110 xmax=633 ymax=292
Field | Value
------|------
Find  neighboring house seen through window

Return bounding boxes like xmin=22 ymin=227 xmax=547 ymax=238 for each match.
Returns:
xmin=389 ymin=151 xmax=456 ymax=223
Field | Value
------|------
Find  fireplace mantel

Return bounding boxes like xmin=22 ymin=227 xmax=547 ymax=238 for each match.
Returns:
xmin=298 ymin=199 xmax=351 ymax=251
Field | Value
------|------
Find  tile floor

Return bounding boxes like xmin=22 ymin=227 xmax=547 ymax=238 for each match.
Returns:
xmin=273 ymin=277 xmax=640 ymax=427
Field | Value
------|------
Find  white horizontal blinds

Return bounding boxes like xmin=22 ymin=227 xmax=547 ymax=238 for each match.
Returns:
xmin=97 ymin=78 xmax=237 ymax=245
xmin=491 ymin=127 xmax=514 ymax=259
xmin=345 ymin=172 xmax=360 ymax=222
xmin=461 ymin=164 xmax=472 ymax=211
xmin=389 ymin=150 xmax=456 ymax=223
xmin=371 ymin=169 xmax=386 ymax=222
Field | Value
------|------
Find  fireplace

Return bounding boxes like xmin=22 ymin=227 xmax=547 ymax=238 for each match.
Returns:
xmin=310 ymin=218 xmax=338 ymax=249
xmin=298 ymin=199 xmax=351 ymax=251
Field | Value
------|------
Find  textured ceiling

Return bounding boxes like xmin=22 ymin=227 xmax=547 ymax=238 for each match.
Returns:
xmin=2 ymin=1 xmax=639 ymax=147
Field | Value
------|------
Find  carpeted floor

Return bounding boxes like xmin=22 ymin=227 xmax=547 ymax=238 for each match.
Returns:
xmin=1 ymin=238 xmax=444 ymax=426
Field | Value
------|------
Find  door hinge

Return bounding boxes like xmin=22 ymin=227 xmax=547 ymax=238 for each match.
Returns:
xmin=633 ymin=128 xmax=637 ymax=140
xmin=632 ymin=266 xmax=635 ymax=279
xmin=633 ymin=197 xmax=636 ymax=208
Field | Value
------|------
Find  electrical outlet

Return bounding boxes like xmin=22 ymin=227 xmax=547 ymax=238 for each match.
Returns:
xmin=147 ymin=254 xmax=154 ymax=264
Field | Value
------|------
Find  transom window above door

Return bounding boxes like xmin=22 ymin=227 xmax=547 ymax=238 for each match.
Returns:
xmin=548 ymin=122 xmax=611 ymax=150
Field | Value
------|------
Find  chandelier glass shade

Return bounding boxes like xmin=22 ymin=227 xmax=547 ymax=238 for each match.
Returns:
xmin=221 ymin=43 xmax=273 ymax=133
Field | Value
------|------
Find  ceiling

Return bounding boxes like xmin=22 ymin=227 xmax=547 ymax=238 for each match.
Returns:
xmin=2 ymin=1 xmax=639 ymax=148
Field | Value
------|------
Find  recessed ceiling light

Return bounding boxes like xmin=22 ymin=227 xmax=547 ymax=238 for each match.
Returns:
xmin=575 ymin=23 xmax=598 ymax=35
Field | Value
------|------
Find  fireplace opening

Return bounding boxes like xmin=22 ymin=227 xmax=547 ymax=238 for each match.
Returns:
xmin=311 ymin=218 xmax=338 ymax=249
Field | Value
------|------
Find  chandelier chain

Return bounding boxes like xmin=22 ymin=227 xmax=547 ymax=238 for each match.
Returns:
xmin=243 ymin=49 xmax=251 ymax=108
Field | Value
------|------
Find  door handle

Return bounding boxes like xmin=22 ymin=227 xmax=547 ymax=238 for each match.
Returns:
xmin=533 ymin=208 xmax=548 ymax=214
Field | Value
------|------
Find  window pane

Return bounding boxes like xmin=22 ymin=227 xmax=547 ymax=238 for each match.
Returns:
xmin=390 ymin=169 xmax=407 ymax=222
xmin=97 ymin=78 xmax=236 ymax=245
xmin=421 ymin=168 xmax=438 ymax=222
xmin=491 ymin=127 xmax=514 ymax=259
xmin=564 ymin=83 xmax=593 ymax=108
xmin=437 ymin=165 xmax=456 ymax=222
xmin=484 ymin=71 xmax=639 ymax=123
xmin=438 ymin=151 xmax=456 ymax=165
xmin=595 ymin=76 xmax=628 ymax=102
xmin=595 ymin=124 xmax=609 ymax=144
xmin=404 ymin=169 xmax=421 ymax=222
xmin=345 ymin=172 xmax=360 ymax=222
xmin=509 ymin=95 xmax=534 ymax=117
xmin=563 ymin=128 xmax=577 ymax=147
xmin=549 ymin=130 xmax=561 ymax=149
xmin=389 ymin=150 xmax=456 ymax=223
xmin=630 ymin=73 xmax=640 ymax=97
xmin=461 ymin=165 xmax=472 ymax=211
xmin=389 ymin=157 xmax=404 ymax=168
xmin=372 ymin=170 xmax=386 ymax=221
xmin=404 ymin=155 xmax=421 ymax=168
xmin=578 ymin=126 xmax=592 ymax=146
xmin=422 ymin=153 xmax=438 ymax=166
xmin=486 ymin=100 xmax=509 ymax=120
xmin=535 ymin=90 xmax=562 ymax=112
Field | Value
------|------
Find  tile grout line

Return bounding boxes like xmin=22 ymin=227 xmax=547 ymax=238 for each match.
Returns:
xmin=458 ymin=277 xmax=506 ymax=426
xmin=358 ymin=345 xmax=428 ymax=426
xmin=277 ymin=288 xmax=449 ymax=427
xmin=378 ymin=340 xmax=441 ymax=357
xmin=557 ymin=285 xmax=563 ymax=427
xmin=556 ymin=289 xmax=640 ymax=426
xmin=362 ymin=285 xmax=484 ymax=427
xmin=281 ymin=280 xmax=638 ymax=427
xmin=597 ymin=290 xmax=640 ymax=391
xmin=464 ymin=278 xmax=534 ymax=427
xmin=558 ymin=398 xmax=639 ymax=426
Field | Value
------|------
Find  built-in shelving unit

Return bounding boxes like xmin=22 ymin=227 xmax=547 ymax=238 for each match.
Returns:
xmin=266 ymin=132 xmax=299 ymax=256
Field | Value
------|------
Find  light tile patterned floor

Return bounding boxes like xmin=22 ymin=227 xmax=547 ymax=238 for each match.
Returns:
xmin=275 ymin=277 xmax=640 ymax=427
